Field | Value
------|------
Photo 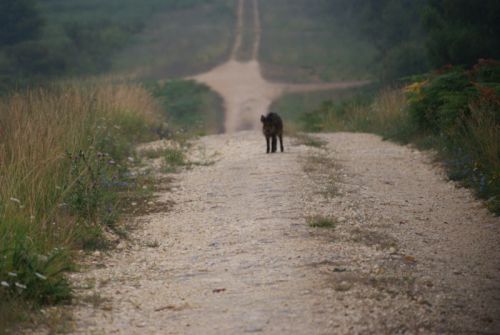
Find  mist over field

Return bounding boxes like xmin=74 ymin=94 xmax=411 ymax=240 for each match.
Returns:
xmin=1 ymin=0 xmax=499 ymax=333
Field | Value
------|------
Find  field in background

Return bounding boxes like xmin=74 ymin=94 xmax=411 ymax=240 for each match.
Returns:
xmin=112 ymin=0 xmax=235 ymax=79
xmin=259 ymin=0 xmax=378 ymax=83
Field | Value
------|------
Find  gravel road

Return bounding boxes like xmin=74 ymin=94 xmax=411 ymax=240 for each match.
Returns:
xmin=51 ymin=130 xmax=500 ymax=335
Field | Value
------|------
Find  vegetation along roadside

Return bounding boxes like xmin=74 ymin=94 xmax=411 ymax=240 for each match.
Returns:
xmin=0 ymin=81 xmax=169 ymax=332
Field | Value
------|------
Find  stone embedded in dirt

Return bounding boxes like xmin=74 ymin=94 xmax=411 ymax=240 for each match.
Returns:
xmin=403 ymin=255 xmax=417 ymax=265
xmin=212 ymin=288 xmax=226 ymax=293
xmin=334 ymin=281 xmax=353 ymax=292
xmin=421 ymin=276 xmax=433 ymax=287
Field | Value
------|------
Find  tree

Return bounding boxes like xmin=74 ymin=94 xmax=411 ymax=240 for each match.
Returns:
xmin=423 ymin=0 xmax=500 ymax=67
xmin=0 ymin=0 xmax=43 ymax=47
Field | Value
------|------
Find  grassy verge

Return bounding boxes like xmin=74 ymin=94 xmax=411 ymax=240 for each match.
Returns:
xmin=0 ymin=81 xmax=162 ymax=332
xmin=294 ymin=60 xmax=500 ymax=214
xmin=147 ymin=79 xmax=225 ymax=135
xmin=307 ymin=216 xmax=337 ymax=229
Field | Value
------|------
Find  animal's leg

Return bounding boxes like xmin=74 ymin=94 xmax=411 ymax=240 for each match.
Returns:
xmin=279 ymin=134 xmax=284 ymax=152
xmin=272 ymin=135 xmax=277 ymax=153
xmin=266 ymin=136 xmax=270 ymax=153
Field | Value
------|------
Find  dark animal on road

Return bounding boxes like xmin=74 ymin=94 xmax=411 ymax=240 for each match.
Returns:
xmin=260 ymin=112 xmax=284 ymax=153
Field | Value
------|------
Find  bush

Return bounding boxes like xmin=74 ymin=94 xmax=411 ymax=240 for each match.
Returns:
xmin=406 ymin=60 xmax=500 ymax=213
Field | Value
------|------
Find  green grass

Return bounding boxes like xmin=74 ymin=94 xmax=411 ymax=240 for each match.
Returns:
xmin=293 ymin=133 xmax=326 ymax=148
xmin=259 ymin=0 xmax=379 ymax=83
xmin=111 ymin=1 xmax=235 ymax=79
xmin=163 ymin=148 xmax=187 ymax=173
xmin=148 ymin=79 xmax=225 ymax=134
xmin=307 ymin=216 xmax=337 ymax=229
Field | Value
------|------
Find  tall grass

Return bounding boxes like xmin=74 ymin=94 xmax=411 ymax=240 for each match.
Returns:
xmin=298 ymin=88 xmax=409 ymax=137
xmin=0 ymin=82 xmax=160 ymax=330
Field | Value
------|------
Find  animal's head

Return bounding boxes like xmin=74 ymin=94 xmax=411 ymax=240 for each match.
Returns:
xmin=260 ymin=115 xmax=266 ymax=123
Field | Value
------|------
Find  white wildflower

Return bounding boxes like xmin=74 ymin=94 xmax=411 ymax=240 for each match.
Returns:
xmin=1 ymin=281 xmax=9 ymax=287
xmin=35 ymin=272 xmax=47 ymax=280
xmin=15 ymin=282 xmax=27 ymax=289
xmin=9 ymin=197 xmax=20 ymax=204
xmin=8 ymin=272 xmax=17 ymax=277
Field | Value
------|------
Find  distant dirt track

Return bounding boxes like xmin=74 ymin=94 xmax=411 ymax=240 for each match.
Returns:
xmin=192 ymin=0 xmax=368 ymax=133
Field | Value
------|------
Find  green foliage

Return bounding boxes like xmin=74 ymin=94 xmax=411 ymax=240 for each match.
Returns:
xmin=0 ymin=239 xmax=71 ymax=305
xmin=148 ymin=80 xmax=225 ymax=134
xmin=423 ymin=0 xmax=500 ymax=67
xmin=163 ymin=148 xmax=187 ymax=173
xmin=0 ymin=0 xmax=43 ymax=47
xmin=406 ymin=60 xmax=500 ymax=213
xmin=406 ymin=61 xmax=500 ymax=135
xmin=307 ymin=216 xmax=337 ymax=229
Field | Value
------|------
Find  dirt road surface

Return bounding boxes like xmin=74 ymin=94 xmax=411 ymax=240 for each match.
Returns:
xmin=30 ymin=1 xmax=500 ymax=334
xmin=57 ymin=132 xmax=499 ymax=334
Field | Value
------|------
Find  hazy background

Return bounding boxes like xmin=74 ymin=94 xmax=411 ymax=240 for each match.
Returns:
xmin=2 ymin=0 xmax=498 ymax=89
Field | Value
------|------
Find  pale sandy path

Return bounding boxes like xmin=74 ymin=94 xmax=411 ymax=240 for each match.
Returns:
xmin=191 ymin=0 xmax=368 ymax=133
xmin=56 ymin=131 xmax=500 ymax=334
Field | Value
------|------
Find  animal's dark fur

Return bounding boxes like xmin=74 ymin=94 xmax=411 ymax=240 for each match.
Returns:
xmin=260 ymin=112 xmax=284 ymax=153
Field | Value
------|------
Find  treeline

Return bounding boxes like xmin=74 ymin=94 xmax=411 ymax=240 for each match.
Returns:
xmin=0 ymin=0 xmax=216 ymax=92
xmin=329 ymin=0 xmax=500 ymax=81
